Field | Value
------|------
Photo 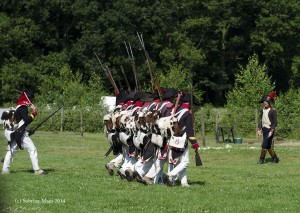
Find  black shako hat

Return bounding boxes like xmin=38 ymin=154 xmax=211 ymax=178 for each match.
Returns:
xmin=163 ymin=88 xmax=178 ymax=99
xmin=139 ymin=92 xmax=153 ymax=102
xmin=149 ymin=90 xmax=159 ymax=99
xmin=133 ymin=92 xmax=143 ymax=102
xmin=258 ymin=91 xmax=276 ymax=104
xmin=180 ymin=93 xmax=200 ymax=106
xmin=123 ymin=92 xmax=136 ymax=102
xmin=115 ymin=93 xmax=124 ymax=105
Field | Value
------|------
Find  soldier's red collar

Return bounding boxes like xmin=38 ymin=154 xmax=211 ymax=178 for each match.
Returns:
xmin=181 ymin=103 xmax=190 ymax=109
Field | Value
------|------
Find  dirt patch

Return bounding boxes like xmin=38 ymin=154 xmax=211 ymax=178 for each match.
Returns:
xmin=247 ymin=140 xmax=260 ymax=144
xmin=247 ymin=140 xmax=300 ymax=146
xmin=275 ymin=141 xmax=300 ymax=146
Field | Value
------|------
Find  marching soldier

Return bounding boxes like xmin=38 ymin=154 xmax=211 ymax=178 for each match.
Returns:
xmin=104 ymin=93 xmax=124 ymax=176
xmin=132 ymin=92 xmax=159 ymax=182
xmin=117 ymin=92 xmax=138 ymax=179
xmin=143 ymin=88 xmax=178 ymax=184
xmin=257 ymin=91 xmax=279 ymax=164
xmin=164 ymin=93 xmax=200 ymax=187
xmin=2 ymin=91 xmax=47 ymax=175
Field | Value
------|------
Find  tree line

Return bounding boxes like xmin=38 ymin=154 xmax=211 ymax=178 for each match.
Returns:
xmin=1 ymin=0 xmax=300 ymax=107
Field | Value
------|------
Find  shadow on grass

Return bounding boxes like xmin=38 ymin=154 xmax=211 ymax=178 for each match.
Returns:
xmin=189 ymin=181 xmax=206 ymax=186
xmin=10 ymin=168 xmax=55 ymax=174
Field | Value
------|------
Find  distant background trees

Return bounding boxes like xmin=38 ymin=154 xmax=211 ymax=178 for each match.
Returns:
xmin=1 ymin=0 xmax=300 ymax=138
xmin=1 ymin=0 xmax=300 ymax=107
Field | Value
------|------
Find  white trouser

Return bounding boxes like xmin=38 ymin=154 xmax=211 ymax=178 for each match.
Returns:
xmin=134 ymin=158 xmax=154 ymax=177
xmin=2 ymin=131 xmax=40 ymax=172
xmin=109 ymin=153 xmax=124 ymax=168
xmin=168 ymin=147 xmax=189 ymax=185
xmin=145 ymin=157 xmax=167 ymax=184
xmin=119 ymin=154 xmax=137 ymax=175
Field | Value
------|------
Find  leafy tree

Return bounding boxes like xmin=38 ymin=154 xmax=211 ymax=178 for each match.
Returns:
xmin=226 ymin=54 xmax=275 ymax=108
xmin=0 ymin=58 xmax=41 ymax=105
xmin=290 ymin=56 xmax=300 ymax=88
xmin=225 ymin=54 xmax=275 ymax=133
xmin=275 ymin=88 xmax=300 ymax=139
xmin=251 ymin=0 xmax=300 ymax=92
xmin=36 ymin=64 xmax=106 ymax=108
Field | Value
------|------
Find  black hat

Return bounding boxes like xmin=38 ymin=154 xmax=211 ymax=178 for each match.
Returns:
xmin=163 ymin=88 xmax=178 ymax=99
xmin=124 ymin=92 xmax=136 ymax=102
xmin=180 ymin=93 xmax=200 ymax=106
xmin=149 ymin=90 xmax=159 ymax=99
xmin=258 ymin=95 xmax=269 ymax=103
xmin=133 ymin=92 xmax=143 ymax=102
xmin=258 ymin=91 xmax=276 ymax=104
xmin=139 ymin=92 xmax=153 ymax=102
xmin=115 ymin=93 xmax=124 ymax=105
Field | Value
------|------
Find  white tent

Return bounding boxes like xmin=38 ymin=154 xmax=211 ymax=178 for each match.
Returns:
xmin=100 ymin=96 xmax=116 ymax=113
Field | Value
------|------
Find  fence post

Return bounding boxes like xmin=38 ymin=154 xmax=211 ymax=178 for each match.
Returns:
xmin=215 ymin=110 xmax=220 ymax=143
xmin=201 ymin=107 xmax=206 ymax=147
xmin=60 ymin=107 xmax=64 ymax=133
xmin=80 ymin=108 xmax=83 ymax=137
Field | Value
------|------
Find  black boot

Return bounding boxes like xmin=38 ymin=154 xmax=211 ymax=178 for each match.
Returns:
xmin=272 ymin=155 xmax=279 ymax=163
xmin=257 ymin=149 xmax=267 ymax=164
xmin=257 ymin=157 xmax=265 ymax=164
xmin=268 ymin=149 xmax=279 ymax=163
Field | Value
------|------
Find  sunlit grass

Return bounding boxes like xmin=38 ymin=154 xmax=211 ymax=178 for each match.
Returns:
xmin=0 ymin=131 xmax=299 ymax=212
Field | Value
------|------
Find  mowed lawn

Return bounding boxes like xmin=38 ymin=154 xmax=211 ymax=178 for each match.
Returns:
xmin=0 ymin=131 xmax=299 ymax=213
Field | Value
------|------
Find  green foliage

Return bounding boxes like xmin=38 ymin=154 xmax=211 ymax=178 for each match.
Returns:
xmin=0 ymin=58 xmax=41 ymax=104
xmin=276 ymin=88 xmax=300 ymax=139
xmin=159 ymin=64 xmax=189 ymax=90
xmin=1 ymin=0 xmax=300 ymax=106
xmin=226 ymin=54 xmax=275 ymax=134
xmin=290 ymin=56 xmax=300 ymax=88
xmin=32 ymin=106 xmax=106 ymax=133
xmin=194 ymin=104 xmax=220 ymax=134
xmin=226 ymin=54 xmax=275 ymax=109
xmin=36 ymin=65 xmax=106 ymax=108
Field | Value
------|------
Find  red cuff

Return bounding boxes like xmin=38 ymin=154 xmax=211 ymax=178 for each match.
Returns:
xmin=191 ymin=143 xmax=199 ymax=150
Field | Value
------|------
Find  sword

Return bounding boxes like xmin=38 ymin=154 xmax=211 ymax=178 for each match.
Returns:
xmin=28 ymin=106 xmax=63 ymax=136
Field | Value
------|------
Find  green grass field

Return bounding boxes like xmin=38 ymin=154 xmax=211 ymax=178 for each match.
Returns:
xmin=0 ymin=131 xmax=299 ymax=213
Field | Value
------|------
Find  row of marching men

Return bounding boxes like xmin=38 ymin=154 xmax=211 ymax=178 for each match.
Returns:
xmin=103 ymin=88 xmax=200 ymax=187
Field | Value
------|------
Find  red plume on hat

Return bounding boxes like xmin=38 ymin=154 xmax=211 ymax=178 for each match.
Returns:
xmin=16 ymin=91 xmax=32 ymax=107
xmin=268 ymin=91 xmax=276 ymax=101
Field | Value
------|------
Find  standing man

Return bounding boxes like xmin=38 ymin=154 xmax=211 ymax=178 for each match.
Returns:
xmin=2 ymin=91 xmax=47 ymax=175
xmin=257 ymin=91 xmax=279 ymax=164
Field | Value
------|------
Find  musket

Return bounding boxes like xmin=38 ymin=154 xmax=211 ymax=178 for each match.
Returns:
xmin=102 ymin=146 xmax=113 ymax=158
xmin=107 ymin=67 xmax=121 ymax=95
xmin=173 ymin=92 xmax=182 ymax=116
xmin=94 ymin=52 xmax=120 ymax=95
xmin=28 ymin=106 xmax=63 ymax=136
xmin=189 ymin=68 xmax=203 ymax=167
xmin=124 ymin=41 xmax=141 ymax=91
xmin=137 ymin=32 xmax=162 ymax=100
xmin=120 ymin=65 xmax=132 ymax=92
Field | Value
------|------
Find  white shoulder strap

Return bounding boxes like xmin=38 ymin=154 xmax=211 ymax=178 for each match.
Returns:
xmin=174 ymin=108 xmax=189 ymax=122
xmin=156 ymin=102 xmax=168 ymax=112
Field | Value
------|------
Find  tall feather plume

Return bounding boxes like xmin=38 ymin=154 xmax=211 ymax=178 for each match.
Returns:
xmin=268 ymin=91 xmax=276 ymax=100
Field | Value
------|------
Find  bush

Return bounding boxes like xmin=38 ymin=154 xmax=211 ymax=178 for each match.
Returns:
xmin=31 ymin=106 xmax=107 ymax=133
